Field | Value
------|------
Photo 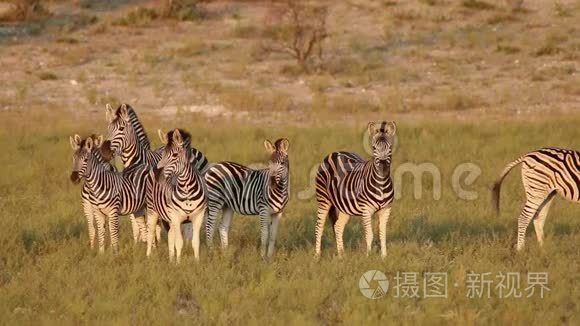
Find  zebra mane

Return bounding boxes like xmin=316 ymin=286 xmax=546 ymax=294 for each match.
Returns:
xmin=116 ymin=104 xmax=151 ymax=150
xmin=78 ymin=134 xmax=100 ymax=150
xmin=166 ymin=129 xmax=191 ymax=148
xmin=78 ymin=134 xmax=113 ymax=165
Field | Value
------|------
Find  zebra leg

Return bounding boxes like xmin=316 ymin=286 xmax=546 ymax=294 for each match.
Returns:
xmin=82 ymin=199 xmax=96 ymax=249
xmin=108 ymin=211 xmax=121 ymax=252
xmin=267 ymin=212 xmax=281 ymax=260
xmin=333 ymin=212 xmax=350 ymax=258
xmin=135 ymin=212 xmax=147 ymax=243
xmin=173 ymin=219 xmax=184 ymax=264
xmin=377 ymin=207 xmax=391 ymax=258
xmin=146 ymin=210 xmax=159 ymax=257
xmin=168 ymin=224 xmax=176 ymax=263
xmin=516 ymin=199 xmax=543 ymax=251
xmin=155 ymin=222 xmax=162 ymax=247
xmin=259 ymin=212 xmax=272 ymax=259
xmin=191 ymin=209 xmax=205 ymax=261
xmin=129 ymin=214 xmax=140 ymax=244
xmin=314 ymin=204 xmax=331 ymax=259
xmin=219 ymin=207 xmax=233 ymax=249
xmin=205 ymin=200 xmax=221 ymax=249
xmin=362 ymin=213 xmax=373 ymax=256
xmin=533 ymin=193 xmax=555 ymax=248
xmin=94 ymin=210 xmax=106 ymax=254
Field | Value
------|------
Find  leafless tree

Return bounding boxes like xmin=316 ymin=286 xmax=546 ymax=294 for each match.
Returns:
xmin=263 ymin=1 xmax=329 ymax=71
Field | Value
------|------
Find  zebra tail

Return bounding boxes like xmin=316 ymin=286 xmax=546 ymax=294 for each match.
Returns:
xmin=492 ymin=155 xmax=525 ymax=216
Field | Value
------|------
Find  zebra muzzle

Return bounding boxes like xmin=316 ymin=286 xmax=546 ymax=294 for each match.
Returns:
xmin=100 ymin=140 xmax=114 ymax=161
xmin=70 ymin=171 xmax=81 ymax=184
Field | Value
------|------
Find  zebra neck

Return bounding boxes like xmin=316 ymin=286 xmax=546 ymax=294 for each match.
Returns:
xmin=267 ymin=173 xmax=288 ymax=199
xmin=121 ymin=140 xmax=147 ymax=168
xmin=174 ymin=165 xmax=197 ymax=194
xmin=127 ymin=107 xmax=151 ymax=150
xmin=85 ymin=156 xmax=107 ymax=188
xmin=367 ymin=159 xmax=390 ymax=184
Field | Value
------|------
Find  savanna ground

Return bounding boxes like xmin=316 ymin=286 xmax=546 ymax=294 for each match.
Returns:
xmin=0 ymin=0 xmax=579 ymax=324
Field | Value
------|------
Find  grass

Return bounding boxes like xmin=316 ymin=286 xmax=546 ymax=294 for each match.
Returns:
xmin=0 ymin=110 xmax=579 ymax=324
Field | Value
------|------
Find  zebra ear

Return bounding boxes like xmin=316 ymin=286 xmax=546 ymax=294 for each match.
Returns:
xmin=94 ymin=135 xmax=104 ymax=147
xmin=85 ymin=136 xmax=94 ymax=151
xmin=367 ymin=122 xmax=378 ymax=136
xmin=105 ymin=104 xmax=115 ymax=123
xmin=70 ymin=134 xmax=81 ymax=150
xmin=264 ymin=140 xmax=275 ymax=154
xmin=385 ymin=121 xmax=397 ymax=136
xmin=119 ymin=104 xmax=130 ymax=121
xmin=158 ymin=129 xmax=168 ymax=144
xmin=172 ymin=129 xmax=183 ymax=145
xmin=277 ymin=138 xmax=289 ymax=153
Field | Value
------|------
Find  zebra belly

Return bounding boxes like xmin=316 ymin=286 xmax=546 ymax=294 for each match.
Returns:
xmin=330 ymin=185 xmax=392 ymax=216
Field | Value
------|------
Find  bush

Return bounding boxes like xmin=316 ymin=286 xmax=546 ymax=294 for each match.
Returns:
xmin=114 ymin=0 xmax=204 ymax=26
xmin=0 ymin=0 xmax=49 ymax=22
xmin=261 ymin=0 xmax=329 ymax=72
xmin=161 ymin=0 xmax=204 ymax=21
xmin=115 ymin=7 xmax=159 ymax=27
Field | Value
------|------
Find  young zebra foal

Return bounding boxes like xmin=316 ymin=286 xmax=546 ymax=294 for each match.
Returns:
xmin=146 ymin=129 xmax=207 ymax=263
xmin=70 ymin=134 xmax=149 ymax=252
xmin=314 ymin=121 xmax=396 ymax=258
xmin=493 ymin=147 xmax=580 ymax=251
xmin=205 ymin=138 xmax=290 ymax=260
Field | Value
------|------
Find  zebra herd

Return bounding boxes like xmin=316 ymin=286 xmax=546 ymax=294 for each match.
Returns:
xmin=70 ymin=104 xmax=580 ymax=262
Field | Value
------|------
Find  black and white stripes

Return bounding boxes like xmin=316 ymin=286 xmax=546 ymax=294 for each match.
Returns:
xmin=314 ymin=121 xmax=396 ymax=258
xmin=68 ymin=109 xmax=579 ymax=259
xmin=204 ymin=139 xmax=290 ymax=259
xmin=145 ymin=129 xmax=207 ymax=263
xmin=70 ymin=134 xmax=148 ymax=251
xmin=70 ymin=134 xmax=117 ymax=252
xmin=493 ymin=147 xmax=580 ymax=250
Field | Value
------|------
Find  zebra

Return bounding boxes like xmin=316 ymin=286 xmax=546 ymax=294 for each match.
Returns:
xmin=70 ymin=134 xmax=118 ymax=251
xmin=104 ymin=104 xmax=209 ymax=174
xmin=492 ymin=147 xmax=580 ymax=251
xmin=104 ymin=104 xmax=210 ymax=241
xmin=70 ymin=134 xmax=149 ymax=251
xmin=314 ymin=121 xmax=396 ymax=258
xmin=204 ymin=138 xmax=290 ymax=260
xmin=145 ymin=129 xmax=207 ymax=263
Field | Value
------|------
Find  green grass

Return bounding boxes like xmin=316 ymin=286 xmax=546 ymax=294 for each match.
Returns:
xmin=0 ymin=111 xmax=579 ymax=324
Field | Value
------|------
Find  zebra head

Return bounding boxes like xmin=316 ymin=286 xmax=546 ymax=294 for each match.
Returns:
xmin=155 ymin=129 xmax=191 ymax=180
xmin=264 ymin=138 xmax=290 ymax=189
xmin=70 ymin=134 xmax=104 ymax=184
xmin=368 ymin=121 xmax=396 ymax=176
xmin=105 ymin=103 xmax=136 ymax=158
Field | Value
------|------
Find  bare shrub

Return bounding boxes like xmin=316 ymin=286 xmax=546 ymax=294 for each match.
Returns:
xmin=262 ymin=0 xmax=329 ymax=72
